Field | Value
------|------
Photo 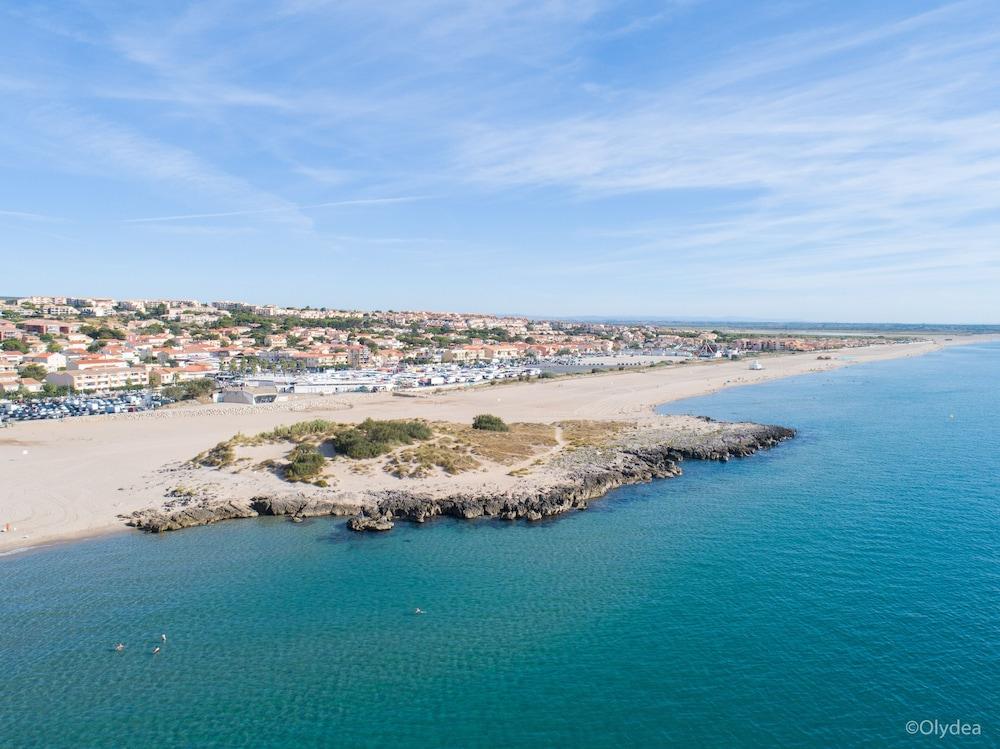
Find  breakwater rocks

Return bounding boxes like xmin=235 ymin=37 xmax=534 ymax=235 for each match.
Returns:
xmin=348 ymin=421 xmax=795 ymax=532
xmin=123 ymin=495 xmax=358 ymax=533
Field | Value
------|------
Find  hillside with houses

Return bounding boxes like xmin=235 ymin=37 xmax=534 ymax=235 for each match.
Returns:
xmin=0 ymin=295 xmax=901 ymax=404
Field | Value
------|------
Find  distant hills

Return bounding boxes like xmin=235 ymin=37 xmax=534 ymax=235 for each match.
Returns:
xmin=549 ymin=318 xmax=1000 ymax=334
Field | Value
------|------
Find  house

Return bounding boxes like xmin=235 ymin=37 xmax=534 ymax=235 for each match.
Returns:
xmin=526 ymin=343 xmax=561 ymax=358
xmin=18 ymin=378 xmax=43 ymax=393
xmin=151 ymin=367 xmax=178 ymax=385
xmin=24 ymin=352 xmax=68 ymax=372
xmin=152 ymin=363 xmax=213 ymax=384
xmin=171 ymin=364 xmax=214 ymax=381
xmin=0 ymin=372 xmax=19 ymax=392
xmin=376 ymin=349 xmax=404 ymax=367
xmin=0 ymin=321 xmax=18 ymax=340
xmin=483 ymin=344 xmax=519 ymax=362
xmin=167 ymin=345 xmax=219 ymax=366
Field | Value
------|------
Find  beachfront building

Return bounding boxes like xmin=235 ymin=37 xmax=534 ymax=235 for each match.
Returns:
xmin=46 ymin=367 xmax=149 ymax=392
xmin=215 ymin=386 xmax=288 ymax=405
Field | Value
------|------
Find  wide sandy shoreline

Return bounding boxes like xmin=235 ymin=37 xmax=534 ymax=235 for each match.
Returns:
xmin=2 ymin=335 xmax=995 ymax=555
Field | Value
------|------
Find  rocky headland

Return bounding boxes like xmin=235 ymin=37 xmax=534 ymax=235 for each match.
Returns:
xmin=122 ymin=416 xmax=794 ymax=535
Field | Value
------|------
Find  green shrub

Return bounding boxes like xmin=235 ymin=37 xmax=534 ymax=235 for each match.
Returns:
xmin=330 ymin=418 xmax=432 ymax=459
xmin=18 ymin=364 xmax=47 ymax=381
xmin=285 ymin=444 xmax=326 ymax=481
xmin=472 ymin=414 xmax=509 ymax=432
xmin=2 ymin=339 xmax=29 ymax=353
xmin=163 ymin=378 xmax=215 ymax=401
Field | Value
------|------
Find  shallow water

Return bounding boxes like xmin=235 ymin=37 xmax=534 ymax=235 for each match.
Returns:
xmin=3 ymin=344 xmax=998 ymax=747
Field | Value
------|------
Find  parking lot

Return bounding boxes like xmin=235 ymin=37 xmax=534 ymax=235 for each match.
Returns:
xmin=0 ymin=392 xmax=172 ymax=424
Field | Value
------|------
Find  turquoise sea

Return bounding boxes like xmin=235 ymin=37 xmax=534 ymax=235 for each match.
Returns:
xmin=3 ymin=344 xmax=998 ymax=747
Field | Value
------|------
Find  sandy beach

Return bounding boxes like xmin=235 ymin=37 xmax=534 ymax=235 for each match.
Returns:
xmin=0 ymin=336 xmax=991 ymax=554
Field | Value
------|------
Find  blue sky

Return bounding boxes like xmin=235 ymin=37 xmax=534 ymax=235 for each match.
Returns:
xmin=2 ymin=1 xmax=998 ymax=323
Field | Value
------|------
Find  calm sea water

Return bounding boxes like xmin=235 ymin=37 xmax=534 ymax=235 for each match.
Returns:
xmin=3 ymin=344 xmax=998 ymax=748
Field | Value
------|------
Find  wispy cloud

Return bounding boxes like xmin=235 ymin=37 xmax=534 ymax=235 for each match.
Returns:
xmin=0 ymin=209 xmax=60 ymax=222
xmin=451 ymin=0 xmax=1000 ymax=293
xmin=2 ymin=0 xmax=998 ymax=320
xmin=122 ymin=196 xmax=428 ymax=223
xmin=18 ymin=103 xmax=314 ymax=230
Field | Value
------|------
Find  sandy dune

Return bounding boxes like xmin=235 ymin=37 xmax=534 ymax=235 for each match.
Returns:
xmin=0 ymin=337 xmax=985 ymax=554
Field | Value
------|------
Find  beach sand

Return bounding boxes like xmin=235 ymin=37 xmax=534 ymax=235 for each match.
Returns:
xmin=0 ymin=336 xmax=989 ymax=553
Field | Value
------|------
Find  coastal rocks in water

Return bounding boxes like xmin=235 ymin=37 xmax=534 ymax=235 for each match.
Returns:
xmin=122 ymin=499 xmax=259 ymax=533
xmin=346 ymin=512 xmax=394 ymax=532
xmin=123 ymin=494 xmax=358 ymax=533
xmin=250 ymin=495 xmax=356 ymax=519
xmin=346 ymin=420 xmax=795 ymax=532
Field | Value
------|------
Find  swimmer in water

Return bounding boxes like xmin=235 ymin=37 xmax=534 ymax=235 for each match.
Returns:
xmin=414 ymin=608 xmax=424 ymax=615
xmin=152 ymin=646 xmax=161 ymax=655
xmin=161 ymin=634 xmax=167 ymax=643
xmin=114 ymin=643 xmax=125 ymax=652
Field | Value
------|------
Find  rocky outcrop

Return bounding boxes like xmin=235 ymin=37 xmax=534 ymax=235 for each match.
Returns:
xmin=346 ymin=513 xmax=394 ymax=532
xmin=123 ymin=494 xmax=358 ymax=533
xmin=122 ymin=499 xmax=259 ymax=533
xmin=123 ymin=418 xmax=795 ymax=536
xmin=250 ymin=495 xmax=357 ymax=519
xmin=345 ymin=422 xmax=795 ymax=532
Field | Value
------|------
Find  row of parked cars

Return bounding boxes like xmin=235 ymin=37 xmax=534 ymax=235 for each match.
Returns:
xmin=0 ymin=392 xmax=173 ymax=424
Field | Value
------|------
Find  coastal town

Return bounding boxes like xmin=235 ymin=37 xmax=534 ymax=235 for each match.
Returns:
xmin=5 ymin=2 xmax=997 ymax=745
xmin=1 ymin=294 xmax=907 ymax=420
